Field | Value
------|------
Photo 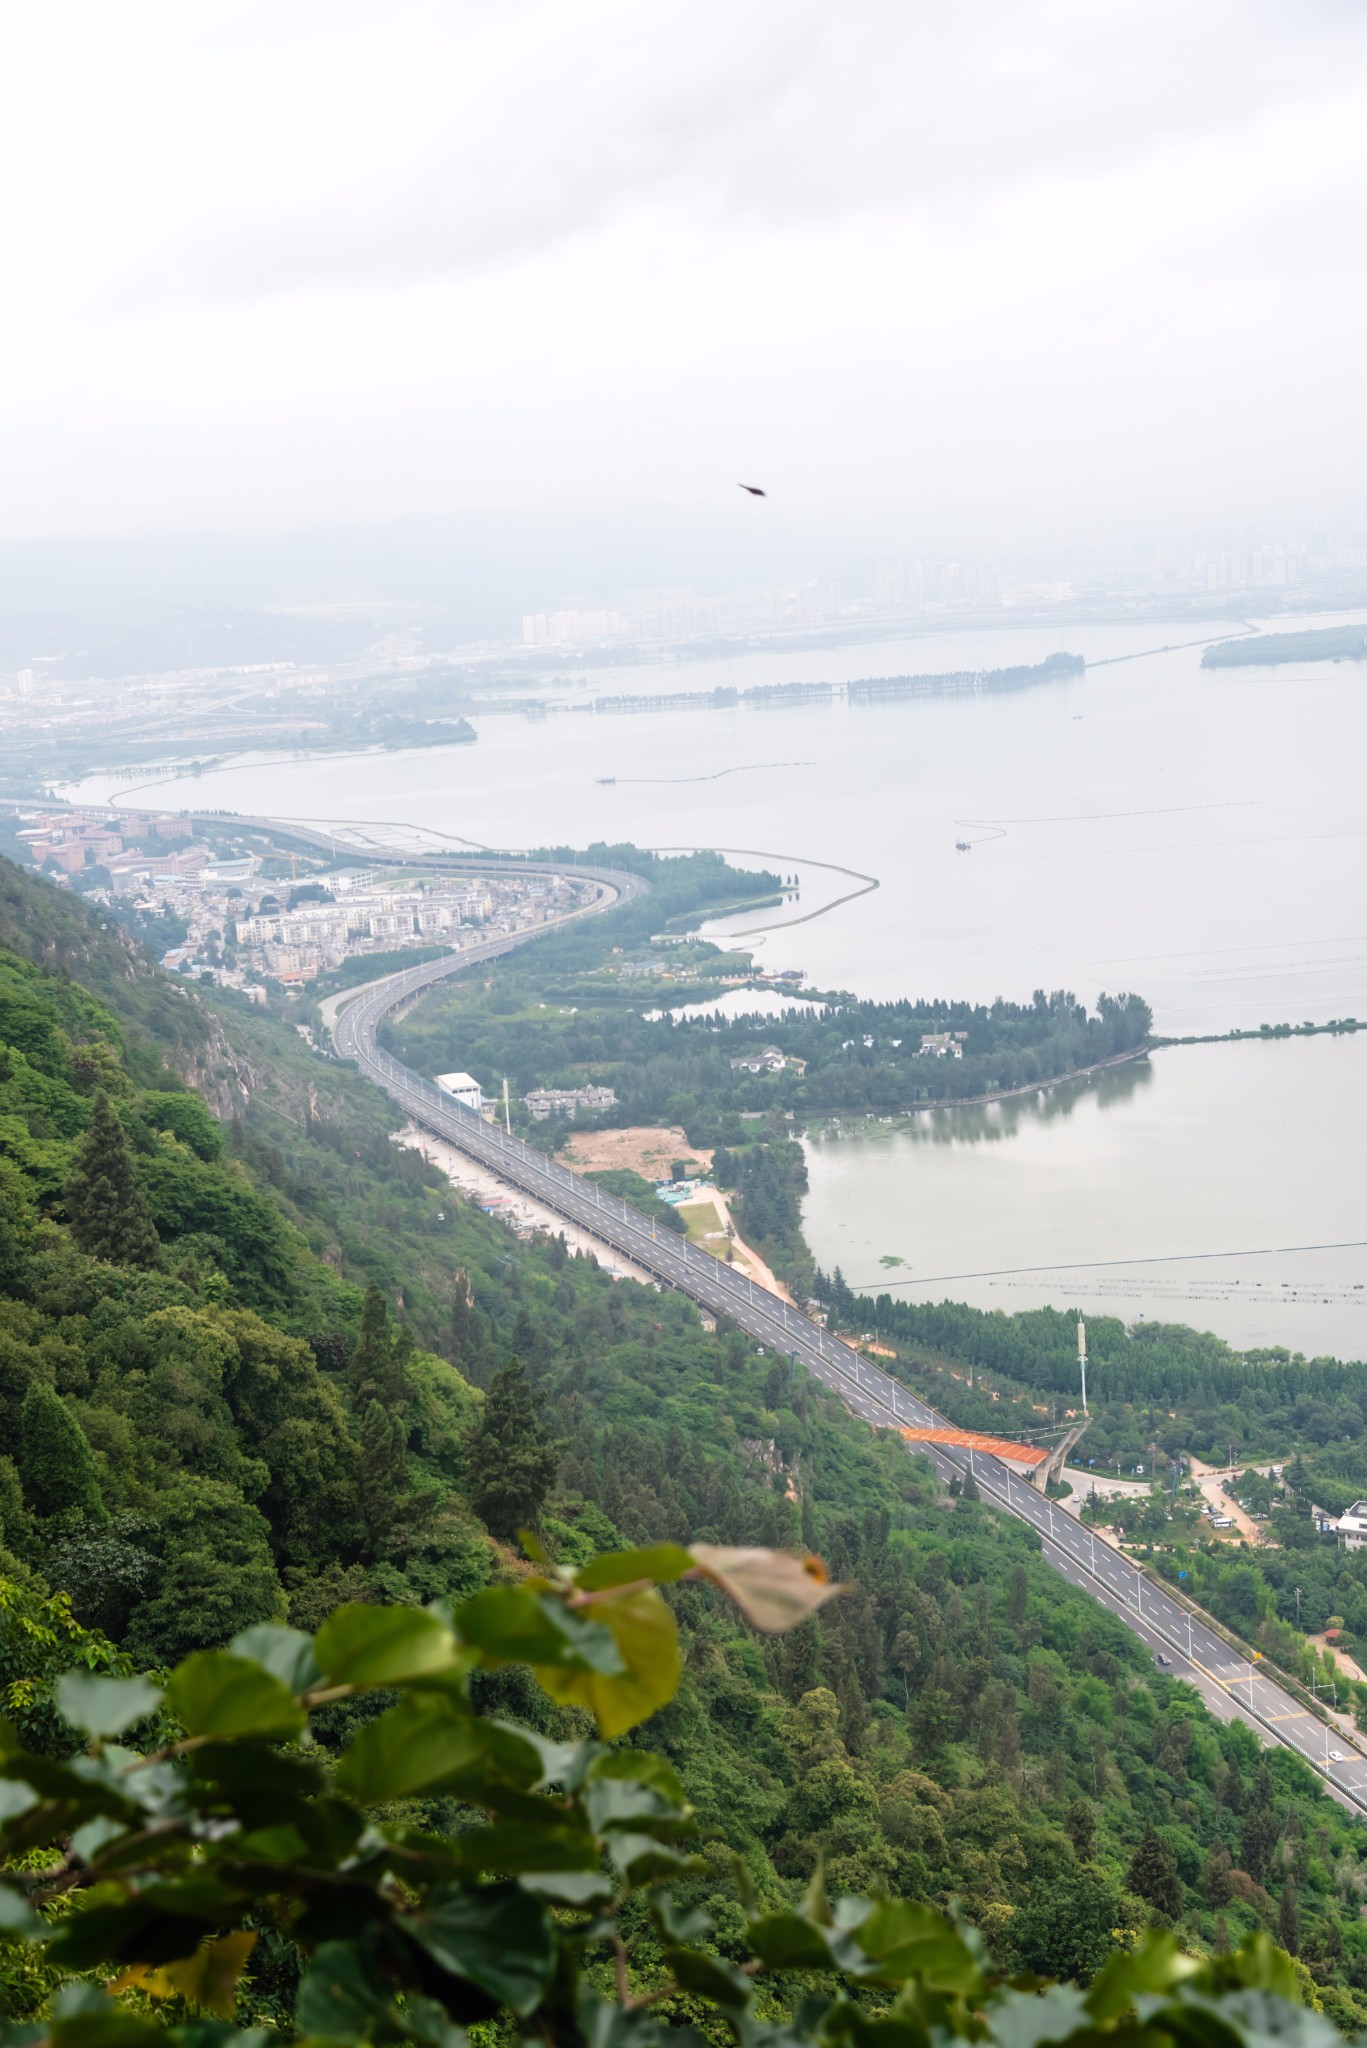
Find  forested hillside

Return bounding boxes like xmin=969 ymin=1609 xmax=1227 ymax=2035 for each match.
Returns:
xmin=823 ymin=1284 xmax=1367 ymax=1482
xmin=390 ymin=893 xmax=1153 ymax=1125
xmin=3 ymin=855 xmax=1367 ymax=2021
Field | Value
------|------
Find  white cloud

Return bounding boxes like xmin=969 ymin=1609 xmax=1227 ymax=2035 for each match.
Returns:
xmin=0 ymin=0 xmax=1363 ymax=538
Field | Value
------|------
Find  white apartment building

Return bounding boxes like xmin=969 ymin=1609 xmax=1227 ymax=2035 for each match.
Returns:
xmin=1331 ymin=1503 xmax=1367 ymax=1550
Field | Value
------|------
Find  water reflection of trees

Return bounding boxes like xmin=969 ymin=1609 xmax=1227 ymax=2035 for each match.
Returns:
xmin=817 ymin=1056 xmax=1154 ymax=1149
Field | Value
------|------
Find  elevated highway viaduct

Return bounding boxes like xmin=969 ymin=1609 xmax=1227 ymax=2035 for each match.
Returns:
xmin=261 ymin=832 xmax=1367 ymax=1820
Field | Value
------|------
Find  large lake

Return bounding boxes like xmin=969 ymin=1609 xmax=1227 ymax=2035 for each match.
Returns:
xmin=70 ymin=608 xmax=1367 ymax=1356
xmin=802 ymin=1033 xmax=1366 ymax=1359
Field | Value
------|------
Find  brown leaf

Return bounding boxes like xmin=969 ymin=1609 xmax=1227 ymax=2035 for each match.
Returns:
xmin=689 ymin=1545 xmax=844 ymax=1632
xmin=116 ymin=1930 xmax=258 ymax=2018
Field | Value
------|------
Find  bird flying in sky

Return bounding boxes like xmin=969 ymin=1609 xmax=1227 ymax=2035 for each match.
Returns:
xmin=737 ymin=483 xmax=766 ymax=496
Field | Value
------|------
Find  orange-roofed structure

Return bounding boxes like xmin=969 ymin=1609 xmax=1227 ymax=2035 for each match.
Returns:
xmin=895 ymin=1426 xmax=1048 ymax=1469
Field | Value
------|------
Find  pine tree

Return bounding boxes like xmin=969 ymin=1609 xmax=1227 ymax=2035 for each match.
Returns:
xmin=19 ymin=1380 xmax=107 ymax=1523
xmin=1007 ymin=1561 xmax=1028 ymax=1628
xmin=0 ymin=1209 xmax=26 ymax=1296
xmin=1237 ymin=1810 xmax=1287 ymax=1884
xmin=1126 ymin=1821 xmax=1183 ymax=1919
xmin=1204 ymin=1840 xmax=1234 ymax=1907
xmin=1277 ymin=1876 xmax=1301 ymax=1956
xmin=382 ymin=1321 xmax=417 ymax=1416
xmin=1064 ymin=1798 xmax=1096 ymax=1860
xmin=450 ymin=1276 xmax=483 ymax=1376
xmin=348 ymin=1285 xmax=392 ymax=1410
xmin=64 ymin=1093 xmax=160 ymax=1269
xmin=360 ymin=1400 xmax=410 ymax=1554
xmin=464 ymin=1357 xmax=559 ymax=1540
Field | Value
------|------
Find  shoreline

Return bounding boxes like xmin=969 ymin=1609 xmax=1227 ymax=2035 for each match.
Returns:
xmin=1152 ymin=1019 xmax=1361 ymax=1049
xmin=806 ymin=1043 xmax=1150 ymax=1130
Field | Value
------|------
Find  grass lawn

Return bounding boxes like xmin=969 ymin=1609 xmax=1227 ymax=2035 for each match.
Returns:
xmin=677 ymin=1197 xmax=732 ymax=1262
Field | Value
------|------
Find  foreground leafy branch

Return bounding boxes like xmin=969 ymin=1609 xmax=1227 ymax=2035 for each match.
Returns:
xmin=0 ymin=1541 xmax=1334 ymax=2048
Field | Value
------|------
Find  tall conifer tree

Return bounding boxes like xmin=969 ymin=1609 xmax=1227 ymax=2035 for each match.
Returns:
xmin=464 ymin=1357 xmax=558 ymax=1540
xmin=348 ymin=1285 xmax=391 ymax=1409
xmin=1126 ymin=1822 xmax=1183 ymax=1919
xmin=64 ymin=1092 xmax=160 ymax=1269
xmin=19 ymin=1381 xmax=107 ymax=1523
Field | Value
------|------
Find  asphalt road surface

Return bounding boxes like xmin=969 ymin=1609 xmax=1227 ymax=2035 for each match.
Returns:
xmin=317 ymin=845 xmax=1367 ymax=1821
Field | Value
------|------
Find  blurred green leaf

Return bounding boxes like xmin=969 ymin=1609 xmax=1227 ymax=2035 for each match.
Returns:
xmin=404 ymin=1881 xmax=555 ymax=2015
xmin=46 ymin=1984 xmax=167 ymax=2048
xmin=574 ymin=1543 xmax=695 ymax=1593
xmin=666 ymin=1947 xmax=752 ymax=2012
xmin=522 ymin=1869 xmax=617 ymax=1907
xmin=845 ymin=1898 xmax=982 ymax=1993
xmin=295 ymin=1939 xmax=396 ymax=2043
xmin=186 ymin=1741 xmax=326 ymax=1828
xmin=985 ymin=1984 xmax=1090 ymax=2048
xmin=444 ymin=1817 xmax=599 ymax=1875
xmin=0 ymin=1882 xmax=42 ymax=1940
xmin=455 ymin=1586 xmax=626 ymax=1674
xmin=229 ymin=1623 xmax=322 ymax=1696
xmin=1156 ymin=1992 xmax=1338 ymax=2048
xmin=334 ymin=1693 xmax=486 ymax=1802
xmin=489 ymin=1722 xmax=596 ymax=1791
xmin=583 ymin=1769 xmax=692 ymax=1841
xmin=537 ymin=1588 xmax=680 ymax=1739
xmin=606 ymin=1832 xmax=699 ymax=1884
xmin=165 ymin=1652 xmax=306 ymax=1742
xmin=71 ymin=1815 xmax=130 ymax=1865
xmin=0 ymin=1780 xmax=38 ymax=1825
xmin=748 ymin=1910 xmax=836 ymax=1972
xmin=314 ymin=1602 xmax=465 ymax=1689
xmin=54 ymin=1673 xmax=163 ymax=1743
xmin=400 ymin=1994 xmax=470 ymax=2048
xmin=653 ymin=1892 xmax=713 ymax=1946
xmin=1087 ymin=1931 xmax=1198 ymax=2022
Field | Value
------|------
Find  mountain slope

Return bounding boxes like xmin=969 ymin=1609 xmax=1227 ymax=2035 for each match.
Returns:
xmin=0 ymin=854 xmax=1365 ymax=2011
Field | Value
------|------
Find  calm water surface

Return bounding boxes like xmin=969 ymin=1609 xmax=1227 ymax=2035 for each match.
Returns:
xmin=801 ymin=1033 xmax=1366 ymax=1359
xmin=70 ymin=611 xmax=1367 ymax=1355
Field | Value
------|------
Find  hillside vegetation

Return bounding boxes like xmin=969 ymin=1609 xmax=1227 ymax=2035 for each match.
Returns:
xmin=2 ymin=855 xmax=1367 ymax=2025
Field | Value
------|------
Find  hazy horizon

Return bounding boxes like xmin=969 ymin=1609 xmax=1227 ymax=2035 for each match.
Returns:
xmin=2 ymin=1 xmax=1365 ymax=561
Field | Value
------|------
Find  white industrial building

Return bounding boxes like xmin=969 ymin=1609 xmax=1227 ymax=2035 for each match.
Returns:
xmin=436 ymin=1072 xmax=484 ymax=1115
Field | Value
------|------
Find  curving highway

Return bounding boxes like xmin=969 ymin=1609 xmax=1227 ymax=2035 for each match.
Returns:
xmin=320 ymin=846 xmax=1367 ymax=1821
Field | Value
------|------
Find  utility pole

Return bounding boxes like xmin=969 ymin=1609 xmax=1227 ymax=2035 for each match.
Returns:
xmin=502 ymin=1077 xmax=511 ymax=1135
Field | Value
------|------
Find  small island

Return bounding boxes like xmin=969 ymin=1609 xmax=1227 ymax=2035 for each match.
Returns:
xmin=1202 ymin=624 xmax=1367 ymax=667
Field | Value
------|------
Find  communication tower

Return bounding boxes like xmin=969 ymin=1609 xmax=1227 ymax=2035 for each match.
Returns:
xmin=1078 ymin=1316 xmax=1088 ymax=1416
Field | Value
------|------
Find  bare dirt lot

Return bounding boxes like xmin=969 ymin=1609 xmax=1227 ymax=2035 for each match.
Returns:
xmin=562 ymin=1126 xmax=713 ymax=1180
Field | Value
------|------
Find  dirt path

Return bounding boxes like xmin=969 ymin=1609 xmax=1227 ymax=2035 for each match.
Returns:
xmin=709 ymin=1188 xmax=795 ymax=1303
xmin=1308 ymin=1632 xmax=1367 ymax=1686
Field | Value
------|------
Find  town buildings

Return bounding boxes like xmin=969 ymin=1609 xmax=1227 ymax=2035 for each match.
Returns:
xmin=523 ymin=1084 xmax=618 ymax=1120
xmin=9 ymin=807 xmax=587 ymax=997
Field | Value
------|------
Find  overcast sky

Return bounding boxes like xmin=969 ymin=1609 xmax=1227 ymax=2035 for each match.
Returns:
xmin=3 ymin=1 xmax=1366 ymax=549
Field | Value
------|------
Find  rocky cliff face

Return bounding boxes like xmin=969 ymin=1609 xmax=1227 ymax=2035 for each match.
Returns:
xmin=179 ymin=1003 xmax=255 ymax=1120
